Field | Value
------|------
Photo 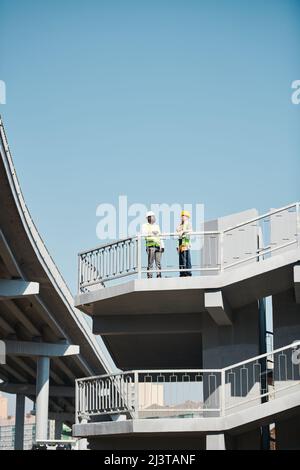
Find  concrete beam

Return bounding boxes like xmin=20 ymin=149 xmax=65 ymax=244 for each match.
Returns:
xmin=0 ymin=279 xmax=39 ymax=299
xmin=31 ymin=409 xmax=74 ymax=422
xmin=0 ymin=382 xmax=75 ymax=397
xmin=204 ymin=291 xmax=233 ymax=326
xmin=93 ymin=313 xmax=203 ymax=336
xmin=4 ymin=340 xmax=80 ymax=357
xmin=0 ymin=230 xmax=21 ymax=278
xmin=294 ymin=265 xmax=300 ymax=304
xmin=206 ymin=433 xmax=226 ymax=450
xmin=48 ymin=412 xmax=74 ymax=422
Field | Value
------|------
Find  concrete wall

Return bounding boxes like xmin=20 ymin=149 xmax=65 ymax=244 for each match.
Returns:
xmin=275 ymin=412 xmax=300 ymax=450
xmin=202 ymin=301 xmax=260 ymax=369
xmin=227 ymin=429 xmax=261 ymax=450
xmin=272 ymin=287 xmax=300 ymax=449
xmin=201 ymin=209 xmax=259 ymax=273
xmin=87 ymin=434 xmax=206 ymax=450
xmin=273 ymin=288 xmax=300 ymax=349
xmin=86 ymin=429 xmax=262 ymax=450
xmin=201 ymin=301 xmax=261 ymax=419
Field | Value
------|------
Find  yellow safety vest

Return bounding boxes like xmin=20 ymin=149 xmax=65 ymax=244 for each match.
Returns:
xmin=177 ymin=221 xmax=191 ymax=252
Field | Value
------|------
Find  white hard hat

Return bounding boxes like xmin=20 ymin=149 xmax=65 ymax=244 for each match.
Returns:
xmin=146 ymin=211 xmax=155 ymax=218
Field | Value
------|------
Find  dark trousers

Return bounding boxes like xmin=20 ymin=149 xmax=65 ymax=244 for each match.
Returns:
xmin=179 ymin=250 xmax=192 ymax=277
xmin=147 ymin=247 xmax=162 ymax=278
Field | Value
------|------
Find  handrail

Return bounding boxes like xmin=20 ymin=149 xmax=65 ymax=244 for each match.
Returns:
xmin=78 ymin=202 xmax=300 ymax=289
xmin=75 ymin=341 xmax=300 ymax=422
xmin=79 ymin=203 xmax=298 ymax=255
xmin=79 ymin=236 xmax=136 ymax=256
xmin=222 ymin=340 xmax=300 ymax=371
xmin=75 ymin=341 xmax=300 ymax=383
xmin=78 ymin=231 xmax=221 ymax=256
xmin=222 ymin=202 xmax=298 ymax=234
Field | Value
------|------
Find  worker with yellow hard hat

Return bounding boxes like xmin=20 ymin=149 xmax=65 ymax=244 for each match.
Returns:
xmin=176 ymin=210 xmax=192 ymax=277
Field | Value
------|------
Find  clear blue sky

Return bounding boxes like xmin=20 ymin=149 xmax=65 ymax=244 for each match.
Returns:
xmin=1 ymin=0 xmax=299 ymax=296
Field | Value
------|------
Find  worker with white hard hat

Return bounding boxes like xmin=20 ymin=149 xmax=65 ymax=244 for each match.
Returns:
xmin=176 ymin=210 xmax=192 ymax=277
xmin=142 ymin=211 xmax=164 ymax=278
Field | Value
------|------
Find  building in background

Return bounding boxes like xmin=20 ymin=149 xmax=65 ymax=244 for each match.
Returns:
xmin=0 ymin=412 xmax=56 ymax=450
xmin=0 ymin=393 xmax=8 ymax=420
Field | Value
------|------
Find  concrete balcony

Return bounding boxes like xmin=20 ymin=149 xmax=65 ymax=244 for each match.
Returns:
xmin=74 ymin=204 xmax=300 ymax=369
xmin=73 ymin=342 xmax=300 ymax=450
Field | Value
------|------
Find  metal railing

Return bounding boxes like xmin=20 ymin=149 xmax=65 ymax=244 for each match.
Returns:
xmin=78 ymin=202 xmax=300 ymax=291
xmin=75 ymin=341 xmax=300 ymax=423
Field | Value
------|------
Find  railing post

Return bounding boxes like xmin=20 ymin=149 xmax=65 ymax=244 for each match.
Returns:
xmin=219 ymin=232 xmax=224 ymax=272
xmin=137 ymin=235 xmax=142 ymax=279
xmin=297 ymin=203 xmax=300 ymax=248
xmin=134 ymin=371 xmax=139 ymax=419
xmin=78 ymin=254 xmax=81 ymax=293
xmin=220 ymin=370 xmax=226 ymax=416
xmin=75 ymin=380 xmax=79 ymax=424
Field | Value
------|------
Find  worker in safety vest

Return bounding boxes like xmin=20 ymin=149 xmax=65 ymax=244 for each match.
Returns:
xmin=176 ymin=210 xmax=192 ymax=277
xmin=142 ymin=211 xmax=164 ymax=278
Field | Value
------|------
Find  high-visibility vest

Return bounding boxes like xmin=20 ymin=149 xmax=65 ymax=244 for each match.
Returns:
xmin=177 ymin=221 xmax=191 ymax=252
xmin=142 ymin=223 xmax=162 ymax=248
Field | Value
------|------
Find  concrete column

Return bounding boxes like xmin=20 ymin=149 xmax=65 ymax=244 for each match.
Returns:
xmin=14 ymin=393 xmax=25 ymax=450
xmin=272 ymin=288 xmax=300 ymax=449
xmin=78 ymin=417 xmax=88 ymax=450
xmin=55 ymin=419 xmax=63 ymax=440
xmin=36 ymin=356 xmax=50 ymax=441
xmin=206 ymin=433 xmax=226 ymax=450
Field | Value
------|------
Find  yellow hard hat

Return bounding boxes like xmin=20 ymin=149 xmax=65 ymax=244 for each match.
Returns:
xmin=181 ymin=210 xmax=191 ymax=218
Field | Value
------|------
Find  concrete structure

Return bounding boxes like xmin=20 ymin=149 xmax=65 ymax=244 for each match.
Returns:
xmin=0 ymin=116 xmax=114 ymax=449
xmin=1 ymin=113 xmax=300 ymax=450
xmin=73 ymin=200 xmax=300 ymax=450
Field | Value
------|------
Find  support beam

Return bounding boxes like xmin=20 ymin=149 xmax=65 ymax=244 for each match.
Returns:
xmin=0 ymin=316 xmax=15 ymax=335
xmin=0 ymin=382 xmax=75 ymax=397
xmin=1 ymin=363 xmax=27 ymax=382
xmin=48 ymin=412 xmax=74 ymax=422
xmin=204 ymin=291 xmax=233 ymax=326
xmin=206 ymin=432 xmax=226 ymax=450
xmin=14 ymin=394 xmax=25 ymax=450
xmin=2 ymin=299 xmax=41 ymax=337
xmin=294 ymin=265 xmax=300 ymax=304
xmin=0 ymin=230 xmax=21 ymax=278
xmin=4 ymin=340 xmax=80 ymax=357
xmin=0 ymin=280 xmax=39 ymax=299
xmin=36 ymin=356 xmax=50 ymax=441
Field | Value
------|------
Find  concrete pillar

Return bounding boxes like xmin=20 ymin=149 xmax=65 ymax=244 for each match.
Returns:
xmin=272 ymin=288 xmax=300 ymax=449
xmin=201 ymin=303 xmax=260 ymax=416
xmin=206 ymin=433 xmax=226 ymax=450
xmin=78 ymin=417 xmax=88 ymax=450
xmin=14 ymin=393 xmax=25 ymax=450
xmin=36 ymin=356 xmax=50 ymax=441
xmin=55 ymin=420 xmax=63 ymax=440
